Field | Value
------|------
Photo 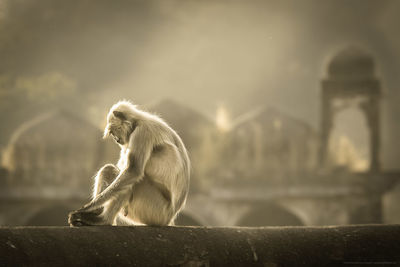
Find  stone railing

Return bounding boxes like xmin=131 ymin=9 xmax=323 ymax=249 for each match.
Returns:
xmin=0 ymin=225 xmax=399 ymax=266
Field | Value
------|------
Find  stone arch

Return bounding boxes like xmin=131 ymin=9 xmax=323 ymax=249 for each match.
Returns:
xmin=236 ymin=203 xmax=303 ymax=227
xmin=320 ymin=46 xmax=381 ymax=172
xmin=25 ymin=205 xmax=71 ymax=226
xmin=329 ymin=105 xmax=370 ymax=171
xmin=1 ymin=109 xmax=112 ymax=187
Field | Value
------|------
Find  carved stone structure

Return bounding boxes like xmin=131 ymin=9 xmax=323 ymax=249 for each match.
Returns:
xmin=222 ymin=107 xmax=319 ymax=182
xmin=320 ymin=47 xmax=381 ymax=172
xmin=0 ymin=47 xmax=399 ymax=227
xmin=1 ymin=110 xmax=117 ymax=188
xmin=0 ymin=110 xmax=118 ymax=226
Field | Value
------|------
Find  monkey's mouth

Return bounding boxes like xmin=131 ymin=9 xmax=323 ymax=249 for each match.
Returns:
xmin=114 ymin=136 xmax=123 ymax=144
xmin=111 ymin=134 xmax=121 ymax=144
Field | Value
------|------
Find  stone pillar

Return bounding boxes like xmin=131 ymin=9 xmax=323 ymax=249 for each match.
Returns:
xmin=360 ymin=94 xmax=381 ymax=173
xmin=369 ymin=96 xmax=381 ymax=173
xmin=319 ymin=89 xmax=333 ymax=169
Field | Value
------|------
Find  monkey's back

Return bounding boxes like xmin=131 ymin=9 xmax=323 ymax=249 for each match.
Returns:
xmin=171 ymin=130 xmax=190 ymax=212
xmin=144 ymin=120 xmax=190 ymax=214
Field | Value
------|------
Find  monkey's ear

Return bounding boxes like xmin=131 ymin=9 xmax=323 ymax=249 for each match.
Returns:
xmin=113 ymin=110 xmax=127 ymax=120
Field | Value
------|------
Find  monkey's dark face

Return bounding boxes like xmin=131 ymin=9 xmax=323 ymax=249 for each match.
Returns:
xmin=104 ymin=110 xmax=136 ymax=145
xmin=109 ymin=128 xmax=123 ymax=144
xmin=106 ymin=121 xmax=129 ymax=145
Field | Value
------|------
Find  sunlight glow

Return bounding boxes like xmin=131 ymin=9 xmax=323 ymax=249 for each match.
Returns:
xmin=216 ymin=105 xmax=231 ymax=132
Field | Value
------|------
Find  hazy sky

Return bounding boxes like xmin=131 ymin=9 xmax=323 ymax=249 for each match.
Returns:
xmin=1 ymin=0 xmax=399 ymax=168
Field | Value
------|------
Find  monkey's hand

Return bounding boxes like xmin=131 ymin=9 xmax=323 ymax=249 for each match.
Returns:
xmin=68 ymin=207 xmax=105 ymax=227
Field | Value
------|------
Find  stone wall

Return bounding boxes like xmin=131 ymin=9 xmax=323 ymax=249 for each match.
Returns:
xmin=0 ymin=225 xmax=399 ymax=266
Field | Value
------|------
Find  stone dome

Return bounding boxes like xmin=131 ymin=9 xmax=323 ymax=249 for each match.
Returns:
xmin=328 ymin=47 xmax=375 ymax=80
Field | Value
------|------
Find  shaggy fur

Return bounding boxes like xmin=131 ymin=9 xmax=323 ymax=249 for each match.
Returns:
xmin=69 ymin=100 xmax=190 ymax=226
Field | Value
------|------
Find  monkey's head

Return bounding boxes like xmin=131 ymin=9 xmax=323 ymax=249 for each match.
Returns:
xmin=104 ymin=101 xmax=137 ymax=145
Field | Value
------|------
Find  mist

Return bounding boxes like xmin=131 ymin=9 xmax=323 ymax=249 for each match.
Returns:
xmin=0 ymin=0 xmax=399 ymax=168
xmin=1 ymin=0 xmax=400 ymax=228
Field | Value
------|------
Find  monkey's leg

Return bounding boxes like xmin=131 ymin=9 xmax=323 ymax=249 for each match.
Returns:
xmin=69 ymin=195 xmax=129 ymax=226
xmin=104 ymin=193 xmax=132 ymax=225
xmin=68 ymin=164 xmax=119 ymax=226
xmin=126 ymin=178 xmax=175 ymax=226
xmin=92 ymin=164 xmax=120 ymax=198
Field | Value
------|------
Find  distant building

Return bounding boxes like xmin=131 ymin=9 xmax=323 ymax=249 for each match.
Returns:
xmin=182 ymin=46 xmax=398 ymax=227
xmin=0 ymin=110 xmax=118 ymax=226
xmin=0 ymin=46 xmax=399 ymax=227
xmin=221 ymin=107 xmax=319 ymax=182
xmin=320 ymin=46 xmax=382 ymax=172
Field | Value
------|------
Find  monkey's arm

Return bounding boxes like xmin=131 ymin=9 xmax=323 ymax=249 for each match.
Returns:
xmin=79 ymin=125 xmax=155 ymax=211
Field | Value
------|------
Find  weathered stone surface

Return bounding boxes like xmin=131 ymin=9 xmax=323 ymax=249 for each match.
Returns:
xmin=0 ymin=225 xmax=399 ymax=266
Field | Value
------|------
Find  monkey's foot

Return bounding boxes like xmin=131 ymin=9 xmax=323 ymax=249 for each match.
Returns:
xmin=68 ymin=207 xmax=105 ymax=227
xmin=75 ymin=202 xmax=98 ymax=213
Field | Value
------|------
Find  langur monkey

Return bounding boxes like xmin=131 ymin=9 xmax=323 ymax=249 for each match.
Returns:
xmin=68 ymin=101 xmax=190 ymax=226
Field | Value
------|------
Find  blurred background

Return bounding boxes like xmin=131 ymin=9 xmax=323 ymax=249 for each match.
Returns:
xmin=0 ymin=0 xmax=399 ymax=227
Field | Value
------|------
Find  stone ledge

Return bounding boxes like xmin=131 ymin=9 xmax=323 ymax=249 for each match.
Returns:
xmin=0 ymin=225 xmax=399 ymax=266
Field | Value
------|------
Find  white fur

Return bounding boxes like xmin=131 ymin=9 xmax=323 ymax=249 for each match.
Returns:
xmin=69 ymin=100 xmax=190 ymax=226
